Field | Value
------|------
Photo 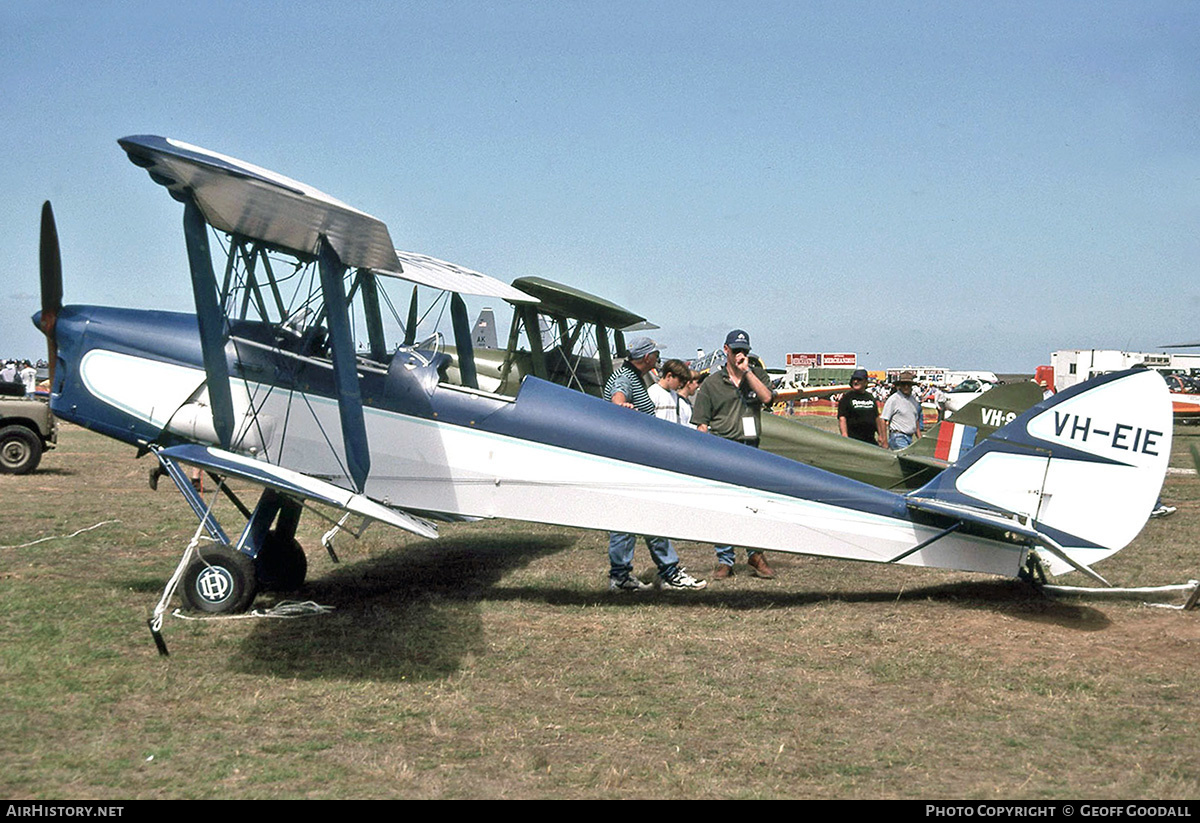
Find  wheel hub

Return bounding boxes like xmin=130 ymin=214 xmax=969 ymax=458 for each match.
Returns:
xmin=1 ymin=440 xmax=29 ymax=467
xmin=194 ymin=566 xmax=235 ymax=604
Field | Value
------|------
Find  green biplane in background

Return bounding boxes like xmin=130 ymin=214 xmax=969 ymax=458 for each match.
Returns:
xmin=445 ymin=275 xmax=652 ymax=397
xmin=760 ymin=381 xmax=1043 ymax=491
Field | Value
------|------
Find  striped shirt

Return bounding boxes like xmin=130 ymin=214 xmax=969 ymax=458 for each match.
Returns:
xmin=603 ymin=361 xmax=654 ymax=415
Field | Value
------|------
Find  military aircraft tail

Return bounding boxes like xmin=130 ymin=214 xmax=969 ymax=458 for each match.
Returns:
xmin=908 ymin=369 xmax=1171 ymax=580
xmin=902 ymin=381 xmax=1044 ymax=463
xmin=472 ymin=307 xmax=498 ymax=350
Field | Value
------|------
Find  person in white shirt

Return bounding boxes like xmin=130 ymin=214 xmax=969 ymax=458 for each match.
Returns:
xmin=882 ymin=371 xmax=923 ymax=450
xmin=676 ymin=369 xmax=701 ymax=429
xmin=648 ymin=359 xmax=691 ymax=425
xmin=19 ymin=361 xmax=37 ymax=395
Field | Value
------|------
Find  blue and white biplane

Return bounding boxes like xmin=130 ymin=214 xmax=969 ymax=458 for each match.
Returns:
xmin=34 ymin=136 xmax=1171 ymax=623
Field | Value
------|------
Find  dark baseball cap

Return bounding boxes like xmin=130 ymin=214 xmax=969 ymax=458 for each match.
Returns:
xmin=851 ymin=368 xmax=868 ymax=382
xmin=724 ymin=329 xmax=751 ymax=351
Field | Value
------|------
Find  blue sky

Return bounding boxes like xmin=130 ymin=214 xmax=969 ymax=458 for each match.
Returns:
xmin=3 ymin=1 xmax=1198 ymax=372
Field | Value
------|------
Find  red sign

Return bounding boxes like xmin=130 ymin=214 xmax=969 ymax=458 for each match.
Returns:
xmin=820 ymin=353 xmax=857 ymax=367
xmin=787 ymin=353 xmax=819 ymax=367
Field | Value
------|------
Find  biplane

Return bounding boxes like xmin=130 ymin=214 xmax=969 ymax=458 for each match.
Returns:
xmin=34 ymin=136 xmax=1171 ymax=623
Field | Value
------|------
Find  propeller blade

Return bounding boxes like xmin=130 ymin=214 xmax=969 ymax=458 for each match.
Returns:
xmin=39 ymin=201 xmax=63 ymax=386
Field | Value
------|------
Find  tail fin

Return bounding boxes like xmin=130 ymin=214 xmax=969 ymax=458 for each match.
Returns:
xmin=905 ymin=381 xmax=1044 ymax=463
xmin=472 ymin=308 xmax=498 ymax=350
xmin=911 ymin=369 xmax=1171 ymax=577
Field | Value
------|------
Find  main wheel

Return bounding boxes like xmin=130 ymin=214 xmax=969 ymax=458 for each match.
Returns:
xmin=254 ymin=530 xmax=307 ymax=592
xmin=181 ymin=545 xmax=258 ymax=614
xmin=0 ymin=425 xmax=42 ymax=474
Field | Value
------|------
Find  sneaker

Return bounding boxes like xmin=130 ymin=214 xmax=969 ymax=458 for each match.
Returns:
xmin=659 ymin=568 xmax=708 ymax=591
xmin=609 ymin=574 xmax=652 ymax=593
xmin=1151 ymin=504 xmax=1177 ymax=518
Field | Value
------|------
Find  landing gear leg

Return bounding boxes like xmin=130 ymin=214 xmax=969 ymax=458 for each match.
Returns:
xmin=1018 ymin=551 xmax=1048 ymax=585
xmin=246 ymin=492 xmax=308 ymax=592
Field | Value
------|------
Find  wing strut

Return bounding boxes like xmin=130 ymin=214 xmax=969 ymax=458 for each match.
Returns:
xmin=450 ymin=292 xmax=478 ymax=389
xmin=182 ymin=198 xmax=236 ymax=449
xmin=317 ymin=238 xmax=371 ymax=493
xmin=596 ymin=324 xmax=613 ymax=384
xmin=404 ymin=285 xmax=419 ymax=346
xmin=357 ymin=269 xmax=388 ymax=363
xmin=519 ymin=303 xmax=549 ymax=379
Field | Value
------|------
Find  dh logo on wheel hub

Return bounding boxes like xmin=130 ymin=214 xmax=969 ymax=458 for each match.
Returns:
xmin=196 ymin=566 xmax=234 ymax=603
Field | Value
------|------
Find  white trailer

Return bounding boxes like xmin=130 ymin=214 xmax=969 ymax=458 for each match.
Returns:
xmin=1049 ymin=349 xmax=1200 ymax=391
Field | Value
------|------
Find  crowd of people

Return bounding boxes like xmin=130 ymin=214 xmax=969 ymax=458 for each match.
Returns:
xmin=601 ymin=329 xmax=785 ymax=593
xmin=0 ymin=359 xmax=41 ymax=395
xmin=601 ymin=332 xmax=994 ymax=594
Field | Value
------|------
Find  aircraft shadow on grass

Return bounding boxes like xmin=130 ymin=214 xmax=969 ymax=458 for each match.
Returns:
xmin=229 ymin=539 xmax=1106 ymax=682
xmin=486 ymin=577 xmax=1110 ymax=631
xmin=230 ymin=534 xmax=574 ymax=681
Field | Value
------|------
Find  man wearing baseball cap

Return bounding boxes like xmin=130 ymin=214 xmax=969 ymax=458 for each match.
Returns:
xmin=691 ymin=329 xmax=778 ymax=579
xmin=602 ymin=337 xmax=707 ymax=592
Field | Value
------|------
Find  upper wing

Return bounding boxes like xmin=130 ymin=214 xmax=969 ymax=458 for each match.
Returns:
xmin=509 ymin=276 xmax=646 ymax=327
xmin=119 ymin=135 xmax=400 ymax=272
xmin=118 ymin=135 xmax=537 ymax=303
xmin=384 ymin=251 xmax=536 ymax=303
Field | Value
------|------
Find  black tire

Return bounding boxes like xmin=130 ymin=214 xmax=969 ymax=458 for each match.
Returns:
xmin=254 ymin=530 xmax=307 ymax=592
xmin=0 ymin=425 xmax=42 ymax=474
xmin=181 ymin=545 xmax=258 ymax=614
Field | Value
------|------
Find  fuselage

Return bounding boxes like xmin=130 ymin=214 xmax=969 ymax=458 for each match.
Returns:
xmin=38 ymin=304 xmax=1028 ymax=577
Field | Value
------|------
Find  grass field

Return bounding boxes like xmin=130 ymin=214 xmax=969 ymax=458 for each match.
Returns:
xmin=1 ymin=420 xmax=1198 ymax=799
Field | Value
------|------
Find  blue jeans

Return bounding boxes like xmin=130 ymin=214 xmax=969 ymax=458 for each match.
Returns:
xmin=889 ymin=431 xmax=914 ymax=450
xmin=715 ymin=546 xmax=764 ymax=566
xmin=609 ymin=532 xmax=679 ymax=579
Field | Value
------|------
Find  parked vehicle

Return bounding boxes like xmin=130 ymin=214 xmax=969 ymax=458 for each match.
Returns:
xmin=0 ymin=386 xmax=57 ymax=473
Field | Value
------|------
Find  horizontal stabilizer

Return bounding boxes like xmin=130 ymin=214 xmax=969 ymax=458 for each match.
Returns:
xmin=158 ymin=444 xmax=438 ymax=539
xmin=906 ymin=495 xmax=1038 ymax=540
xmin=908 ymin=491 xmax=1113 ymax=586
xmin=895 ymin=452 xmax=950 ymax=475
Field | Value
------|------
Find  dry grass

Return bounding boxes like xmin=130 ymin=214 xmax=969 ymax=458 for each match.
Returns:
xmin=1 ymin=422 xmax=1198 ymax=799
